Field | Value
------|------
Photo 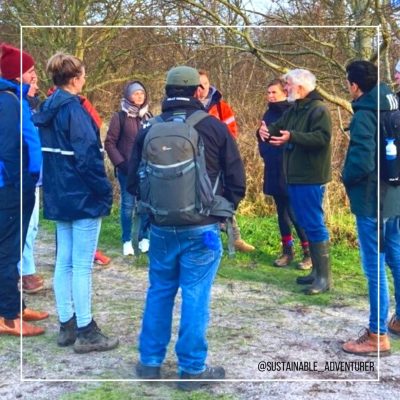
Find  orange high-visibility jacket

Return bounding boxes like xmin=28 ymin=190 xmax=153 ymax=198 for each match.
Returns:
xmin=206 ymin=87 xmax=238 ymax=139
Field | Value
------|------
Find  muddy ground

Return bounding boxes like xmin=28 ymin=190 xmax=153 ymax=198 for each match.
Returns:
xmin=0 ymin=230 xmax=398 ymax=399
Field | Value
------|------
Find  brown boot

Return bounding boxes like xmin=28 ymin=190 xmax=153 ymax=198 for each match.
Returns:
xmin=20 ymin=308 xmax=49 ymax=322
xmin=273 ymin=245 xmax=294 ymax=267
xmin=297 ymin=246 xmax=312 ymax=270
xmin=234 ymin=239 xmax=255 ymax=253
xmin=22 ymin=274 xmax=44 ymax=294
xmin=342 ymin=328 xmax=391 ymax=356
xmin=0 ymin=317 xmax=45 ymax=337
xmin=388 ymin=314 xmax=400 ymax=336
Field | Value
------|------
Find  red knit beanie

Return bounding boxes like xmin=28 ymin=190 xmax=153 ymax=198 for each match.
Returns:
xmin=0 ymin=43 xmax=35 ymax=80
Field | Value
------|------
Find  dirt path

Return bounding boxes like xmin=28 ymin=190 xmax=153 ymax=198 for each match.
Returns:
xmin=1 ymin=230 xmax=399 ymax=399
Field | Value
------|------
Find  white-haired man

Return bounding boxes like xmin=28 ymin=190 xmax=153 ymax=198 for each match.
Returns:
xmin=259 ymin=69 xmax=332 ymax=295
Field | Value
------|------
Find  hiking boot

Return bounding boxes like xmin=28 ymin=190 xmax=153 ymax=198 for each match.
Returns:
xmin=22 ymin=274 xmax=44 ymax=294
xmin=0 ymin=317 xmax=45 ymax=337
xmin=388 ymin=314 xmax=400 ymax=336
xmin=57 ymin=314 xmax=77 ymax=347
xmin=138 ymin=238 xmax=150 ymax=253
xmin=297 ymin=246 xmax=312 ymax=270
xmin=73 ymin=319 xmax=119 ymax=354
xmin=20 ymin=308 xmax=49 ymax=321
xmin=94 ymin=250 xmax=111 ymax=266
xmin=178 ymin=365 xmax=226 ymax=391
xmin=136 ymin=361 xmax=161 ymax=379
xmin=123 ymin=241 xmax=134 ymax=256
xmin=342 ymin=328 xmax=391 ymax=356
xmin=273 ymin=245 xmax=294 ymax=267
xmin=304 ymin=241 xmax=332 ymax=295
xmin=234 ymin=239 xmax=255 ymax=253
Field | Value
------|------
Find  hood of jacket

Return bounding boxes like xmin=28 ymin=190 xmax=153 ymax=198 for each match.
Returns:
xmin=352 ymin=82 xmax=395 ymax=114
xmin=293 ymin=89 xmax=323 ymax=105
xmin=203 ymin=86 xmax=222 ymax=111
xmin=32 ymin=88 xmax=79 ymax=127
xmin=161 ymin=96 xmax=204 ymax=114
xmin=0 ymin=77 xmax=29 ymax=97
xmin=122 ymin=80 xmax=149 ymax=104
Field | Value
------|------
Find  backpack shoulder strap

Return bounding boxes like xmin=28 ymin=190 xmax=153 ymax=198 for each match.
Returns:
xmin=118 ymin=110 xmax=126 ymax=131
xmin=148 ymin=115 xmax=164 ymax=125
xmin=0 ymin=89 xmax=19 ymax=102
xmin=185 ymin=110 xmax=209 ymax=127
xmin=380 ymin=110 xmax=390 ymax=138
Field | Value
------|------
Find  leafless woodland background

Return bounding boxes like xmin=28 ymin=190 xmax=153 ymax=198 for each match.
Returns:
xmin=1 ymin=0 xmax=399 ymax=222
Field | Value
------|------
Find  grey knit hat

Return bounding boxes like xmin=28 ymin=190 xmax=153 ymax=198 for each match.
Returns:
xmin=124 ymin=82 xmax=145 ymax=99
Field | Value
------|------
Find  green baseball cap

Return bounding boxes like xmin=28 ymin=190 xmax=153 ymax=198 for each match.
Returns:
xmin=166 ymin=66 xmax=203 ymax=87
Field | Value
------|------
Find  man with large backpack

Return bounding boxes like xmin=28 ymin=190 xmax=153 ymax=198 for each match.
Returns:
xmin=127 ymin=66 xmax=245 ymax=389
xmin=342 ymin=60 xmax=400 ymax=356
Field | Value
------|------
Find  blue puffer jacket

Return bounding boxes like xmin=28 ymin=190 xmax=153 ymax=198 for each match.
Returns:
xmin=0 ymin=78 xmax=41 ymax=192
xmin=32 ymin=88 xmax=112 ymax=221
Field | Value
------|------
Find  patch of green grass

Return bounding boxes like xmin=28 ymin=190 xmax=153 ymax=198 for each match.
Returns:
xmin=38 ymin=210 xmax=374 ymax=309
xmin=217 ymin=215 xmax=365 ymax=307
xmin=60 ymin=382 xmax=236 ymax=400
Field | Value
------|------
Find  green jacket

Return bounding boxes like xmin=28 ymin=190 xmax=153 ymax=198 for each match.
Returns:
xmin=268 ymin=90 xmax=332 ymax=184
xmin=343 ymin=83 xmax=400 ymax=218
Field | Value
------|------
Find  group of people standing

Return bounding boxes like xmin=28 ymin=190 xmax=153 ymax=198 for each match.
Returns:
xmin=0 ymin=41 xmax=399 ymax=389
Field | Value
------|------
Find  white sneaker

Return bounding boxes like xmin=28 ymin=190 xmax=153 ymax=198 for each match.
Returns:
xmin=138 ymin=238 xmax=150 ymax=253
xmin=123 ymin=241 xmax=134 ymax=256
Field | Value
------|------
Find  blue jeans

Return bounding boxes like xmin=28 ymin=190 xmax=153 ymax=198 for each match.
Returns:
xmin=383 ymin=216 xmax=400 ymax=319
xmin=54 ymin=218 xmax=101 ymax=328
xmin=288 ymin=184 xmax=329 ymax=242
xmin=117 ymin=172 xmax=149 ymax=242
xmin=356 ymin=216 xmax=389 ymax=334
xmin=139 ymin=223 xmax=222 ymax=374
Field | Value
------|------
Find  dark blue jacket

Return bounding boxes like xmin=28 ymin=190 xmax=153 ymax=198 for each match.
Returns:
xmin=32 ymin=88 xmax=112 ymax=221
xmin=0 ymin=78 xmax=41 ymax=194
xmin=258 ymin=100 xmax=291 ymax=195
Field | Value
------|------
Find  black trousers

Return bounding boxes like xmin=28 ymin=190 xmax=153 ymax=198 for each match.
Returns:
xmin=0 ymin=186 xmax=35 ymax=319
xmin=272 ymin=194 xmax=308 ymax=243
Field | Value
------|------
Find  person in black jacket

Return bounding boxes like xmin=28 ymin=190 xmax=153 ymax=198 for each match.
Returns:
xmin=33 ymin=52 xmax=118 ymax=354
xmin=258 ymin=79 xmax=311 ymax=269
xmin=127 ymin=66 xmax=245 ymax=389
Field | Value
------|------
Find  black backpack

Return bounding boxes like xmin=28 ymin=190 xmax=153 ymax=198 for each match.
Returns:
xmin=137 ymin=110 xmax=234 ymax=225
xmin=380 ymin=93 xmax=400 ymax=186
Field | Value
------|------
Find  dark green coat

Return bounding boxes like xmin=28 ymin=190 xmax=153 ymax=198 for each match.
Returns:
xmin=343 ymin=83 xmax=400 ymax=218
xmin=268 ymin=90 xmax=332 ymax=184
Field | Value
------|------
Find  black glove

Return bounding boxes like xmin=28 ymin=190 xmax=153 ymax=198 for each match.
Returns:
xmin=118 ymin=160 xmax=129 ymax=175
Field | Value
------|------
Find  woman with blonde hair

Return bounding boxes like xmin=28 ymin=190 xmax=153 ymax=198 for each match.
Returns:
xmin=33 ymin=52 xmax=118 ymax=353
